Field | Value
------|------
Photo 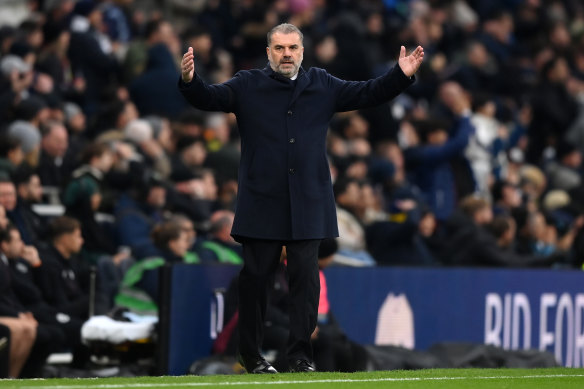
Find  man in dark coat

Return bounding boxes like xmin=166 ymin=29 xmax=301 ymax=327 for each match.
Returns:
xmin=178 ymin=23 xmax=424 ymax=373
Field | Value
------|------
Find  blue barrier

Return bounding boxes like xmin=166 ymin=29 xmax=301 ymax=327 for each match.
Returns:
xmin=167 ymin=264 xmax=240 ymax=375
xmin=166 ymin=265 xmax=584 ymax=374
xmin=325 ymin=267 xmax=584 ymax=367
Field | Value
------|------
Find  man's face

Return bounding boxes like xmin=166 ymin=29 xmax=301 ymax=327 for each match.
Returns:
xmin=19 ymin=175 xmax=43 ymax=203
xmin=147 ymin=186 xmax=166 ymax=208
xmin=1 ymin=229 xmax=24 ymax=259
xmin=61 ymin=228 xmax=84 ymax=255
xmin=42 ymin=125 xmax=69 ymax=158
xmin=95 ymin=151 xmax=114 ymax=173
xmin=267 ymin=32 xmax=304 ymax=78
xmin=180 ymin=220 xmax=196 ymax=246
xmin=169 ymin=231 xmax=190 ymax=258
xmin=0 ymin=182 xmax=17 ymax=211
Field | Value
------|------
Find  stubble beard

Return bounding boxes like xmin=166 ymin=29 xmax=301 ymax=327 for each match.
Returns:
xmin=270 ymin=55 xmax=303 ymax=78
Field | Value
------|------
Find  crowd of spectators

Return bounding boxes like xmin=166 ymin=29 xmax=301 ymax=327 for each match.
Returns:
xmin=1 ymin=0 xmax=584 ymax=377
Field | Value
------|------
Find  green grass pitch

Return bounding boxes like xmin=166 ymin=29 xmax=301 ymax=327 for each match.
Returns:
xmin=2 ymin=368 xmax=584 ymax=389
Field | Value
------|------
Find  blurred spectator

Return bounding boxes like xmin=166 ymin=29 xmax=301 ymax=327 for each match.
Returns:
xmin=182 ymin=25 xmax=220 ymax=83
xmin=202 ymin=112 xmax=240 ymax=182
xmin=171 ymin=135 xmax=207 ymax=181
xmin=91 ymin=98 xmax=138 ymax=138
xmin=63 ymin=142 xmax=116 ymax=262
xmin=197 ymin=210 xmax=242 ymax=265
xmin=464 ymin=94 xmax=506 ymax=197
xmin=527 ymin=56 xmax=579 ymax=164
xmin=129 ymin=19 xmax=188 ymax=119
xmin=124 ymin=17 xmax=178 ymax=83
xmin=0 ymin=54 xmax=34 ymax=123
xmin=168 ymin=213 xmax=200 ymax=263
xmin=116 ymin=219 xmax=197 ymax=313
xmin=6 ymin=121 xmax=41 ymax=169
xmin=546 ymin=141 xmax=582 ymax=191
xmin=440 ymin=196 xmax=559 ymax=267
xmin=402 ymin=82 xmax=475 ymax=220
xmin=37 ymin=120 xmax=75 ymax=188
xmin=486 ymin=214 xmax=517 ymax=250
xmin=37 ymin=16 xmax=73 ymax=94
xmin=491 ymin=179 xmax=522 ymax=215
xmin=63 ymin=101 xmax=89 ymax=152
xmin=332 ymin=178 xmax=375 ymax=266
xmin=101 ymin=0 xmax=133 ymax=44
xmin=0 ymin=224 xmax=64 ymax=377
xmin=123 ymin=118 xmax=171 ymax=179
xmin=0 ymin=179 xmax=17 ymax=219
xmin=67 ymin=0 xmax=119 ymax=115
xmin=35 ymin=217 xmax=91 ymax=319
xmin=3 ymin=222 xmax=88 ymax=368
xmin=452 ymin=41 xmax=498 ymax=94
xmin=10 ymin=167 xmax=45 ymax=246
xmin=0 ymin=133 xmax=24 ymax=179
xmin=13 ymin=95 xmax=51 ymax=129
xmin=114 ymin=176 xmax=166 ymax=259
xmin=365 ymin=197 xmax=433 ymax=266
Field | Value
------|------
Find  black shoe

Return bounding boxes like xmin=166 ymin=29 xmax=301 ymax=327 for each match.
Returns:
xmin=238 ymin=355 xmax=278 ymax=374
xmin=290 ymin=359 xmax=316 ymax=372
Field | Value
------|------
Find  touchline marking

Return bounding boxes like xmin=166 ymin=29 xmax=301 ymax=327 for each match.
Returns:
xmin=11 ymin=374 xmax=584 ymax=388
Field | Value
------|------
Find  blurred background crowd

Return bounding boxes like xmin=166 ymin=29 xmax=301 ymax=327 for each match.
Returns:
xmin=1 ymin=0 xmax=584 ymax=377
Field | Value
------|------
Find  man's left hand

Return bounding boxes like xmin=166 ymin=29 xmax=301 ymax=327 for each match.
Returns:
xmin=398 ymin=45 xmax=424 ymax=77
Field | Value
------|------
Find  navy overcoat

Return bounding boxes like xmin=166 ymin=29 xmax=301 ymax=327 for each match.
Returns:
xmin=178 ymin=64 xmax=413 ymax=240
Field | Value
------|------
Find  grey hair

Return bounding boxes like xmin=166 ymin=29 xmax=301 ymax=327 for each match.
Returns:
xmin=267 ymin=23 xmax=304 ymax=46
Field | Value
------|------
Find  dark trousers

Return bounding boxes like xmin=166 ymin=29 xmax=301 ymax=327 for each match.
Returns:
xmin=237 ymin=238 xmax=320 ymax=363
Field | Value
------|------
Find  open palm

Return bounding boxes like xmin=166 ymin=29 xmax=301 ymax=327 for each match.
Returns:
xmin=398 ymin=45 xmax=424 ymax=77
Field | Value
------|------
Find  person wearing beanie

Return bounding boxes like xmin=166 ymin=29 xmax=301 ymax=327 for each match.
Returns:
xmin=0 ymin=55 xmax=31 ymax=78
xmin=124 ymin=119 xmax=171 ymax=179
xmin=7 ymin=121 xmax=41 ymax=168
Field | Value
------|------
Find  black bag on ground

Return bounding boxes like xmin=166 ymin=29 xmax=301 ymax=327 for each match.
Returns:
xmin=364 ymin=345 xmax=445 ymax=371
xmin=428 ymin=342 xmax=559 ymax=368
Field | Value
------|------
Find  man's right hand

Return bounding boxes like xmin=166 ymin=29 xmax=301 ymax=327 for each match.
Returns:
xmin=181 ymin=47 xmax=195 ymax=83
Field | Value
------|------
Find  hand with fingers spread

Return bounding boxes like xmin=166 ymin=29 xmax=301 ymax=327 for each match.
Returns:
xmin=398 ymin=45 xmax=424 ymax=77
xmin=181 ymin=46 xmax=195 ymax=83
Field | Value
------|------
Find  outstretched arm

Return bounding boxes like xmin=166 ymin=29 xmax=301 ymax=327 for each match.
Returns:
xmin=178 ymin=46 xmax=241 ymax=112
xmin=332 ymin=45 xmax=424 ymax=112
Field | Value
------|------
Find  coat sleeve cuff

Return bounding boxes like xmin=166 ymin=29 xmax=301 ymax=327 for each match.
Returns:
xmin=177 ymin=73 xmax=199 ymax=90
xmin=392 ymin=64 xmax=416 ymax=87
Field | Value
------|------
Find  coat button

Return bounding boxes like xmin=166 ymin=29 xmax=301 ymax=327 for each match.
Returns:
xmin=289 ymin=138 xmax=295 ymax=144
xmin=289 ymin=168 xmax=295 ymax=174
xmin=287 ymin=110 xmax=292 ymax=116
